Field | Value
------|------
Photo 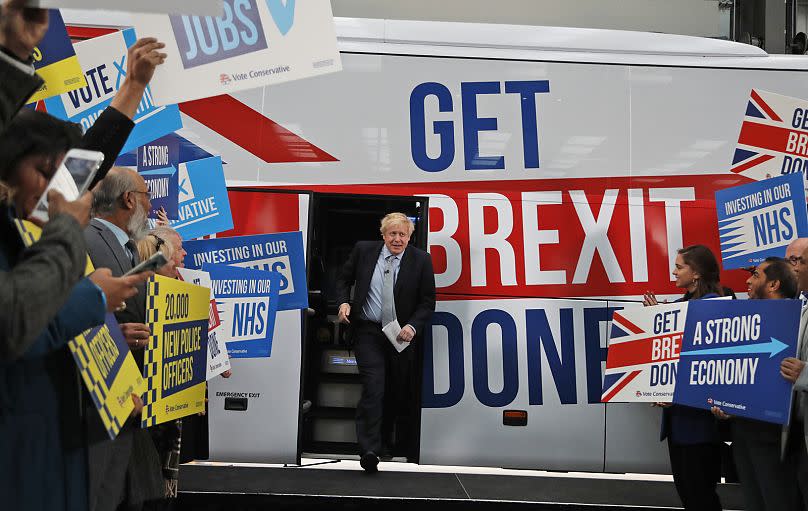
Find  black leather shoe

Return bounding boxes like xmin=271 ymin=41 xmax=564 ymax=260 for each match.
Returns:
xmin=360 ymin=452 xmax=380 ymax=473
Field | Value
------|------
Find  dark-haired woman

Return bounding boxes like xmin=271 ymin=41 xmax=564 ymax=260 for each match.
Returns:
xmin=644 ymin=245 xmax=730 ymax=511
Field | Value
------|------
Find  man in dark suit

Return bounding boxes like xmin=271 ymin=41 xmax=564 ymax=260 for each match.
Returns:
xmin=336 ymin=212 xmax=435 ymax=472
xmin=85 ymin=167 xmax=165 ymax=511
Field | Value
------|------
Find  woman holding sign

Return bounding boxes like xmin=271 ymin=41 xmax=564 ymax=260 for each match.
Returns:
xmin=644 ymin=245 xmax=730 ymax=511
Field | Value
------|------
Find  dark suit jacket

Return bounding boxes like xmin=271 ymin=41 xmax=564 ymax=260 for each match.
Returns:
xmin=336 ymin=241 xmax=436 ymax=336
xmin=0 ymin=55 xmax=42 ymax=137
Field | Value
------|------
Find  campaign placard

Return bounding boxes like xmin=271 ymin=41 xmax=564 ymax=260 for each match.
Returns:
xmin=202 ymin=264 xmax=281 ymax=358
xmin=43 ymin=28 xmax=182 ymax=155
xmin=731 ymin=89 xmax=808 ymax=183
xmin=176 ymin=267 xmax=231 ymax=379
xmin=131 ymin=0 xmax=341 ymax=105
xmin=143 ymin=275 xmax=210 ymax=427
xmin=715 ymin=173 xmax=808 ymax=269
xmin=673 ymin=299 xmax=800 ymax=424
xmin=161 ymin=156 xmax=233 ymax=240
xmin=140 ymin=166 xmax=179 ymax=219
xmin=138 ymin=136 xmax=180 ymax=172
xmin=28 ymin=10 xmax=87 ymax=103
xmin=601 ymin=302 xmax=688 ymax=403
xmin=184 ymin=231 xmax=308 ymax=310
xmin=26 ymin=0 xmax=224 ymax=15
xmin=15 ymin=220 xmax=145 ymax=439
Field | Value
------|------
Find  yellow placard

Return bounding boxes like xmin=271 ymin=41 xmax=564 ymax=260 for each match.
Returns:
xmin=143 ymin=275 xmax=210 ymax=427
xmin=26 ymin=10 xmax=87 ymax=104
xmin=15 ymin=219 xmax=145 ymax=439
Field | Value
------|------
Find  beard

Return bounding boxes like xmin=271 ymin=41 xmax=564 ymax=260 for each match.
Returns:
xmin=127 ymin=201 xmax=149 ymax=241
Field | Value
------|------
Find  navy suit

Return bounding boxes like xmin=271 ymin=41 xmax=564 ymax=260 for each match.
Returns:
xmin=336 ymin=241 xmax=435 ymax=455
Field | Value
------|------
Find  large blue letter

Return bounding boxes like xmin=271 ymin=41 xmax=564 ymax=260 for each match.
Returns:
xmin=505 ymin=80 xmax=549 ymax=169
xmin=410 ymin=82 xmax=455 ymax=172
xmin=525 ymin=308 xmax=577 ymax=405
xmin=584 ymin=306 xmax=622 ymax=404
xmin=471 ymin=309 xmax=518 ymax=407
xmin=422 ymin=312 xmax=465 ymax=408
xmin=461 ymin=81 xmax=504 ymax=170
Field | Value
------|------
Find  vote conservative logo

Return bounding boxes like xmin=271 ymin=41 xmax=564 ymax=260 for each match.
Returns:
xmin=169 ymin=0 xmax=296 ymax=70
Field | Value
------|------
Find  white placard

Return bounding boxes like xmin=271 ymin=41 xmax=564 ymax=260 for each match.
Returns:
xmin=131 ymin=0 xmax=341 ymax=106
xmin=27 ymin=0 xmax=223 ymax=15
xmin=177 ymin=267 xmax=232 ymax=379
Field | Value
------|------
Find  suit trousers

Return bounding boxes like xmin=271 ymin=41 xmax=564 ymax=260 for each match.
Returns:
xmin=353 ymin=320 xmax=414 ymax=455
xmin=732 ymin=419 xmax=802 ymax=511
xmin=667 ymin=440 xmax=723 ymax=511
xmin=786 ymin=421 xmax=808 ymax=510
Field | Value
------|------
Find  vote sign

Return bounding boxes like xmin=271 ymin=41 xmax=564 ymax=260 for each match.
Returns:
xmin=715 ymin=172 xmax=808 ymax=269
xmin=602 ymin=302 xmax=688 ymax=403
xmin=43 ymin=29 xmax=182 ymax=155
xmin=131 ymin=0 xmax=342 ymax=105
xmin=673 ymin=299 xmax=800 ymax=424
xmin=202 ymin=264 xmax=282 ymax=358
xmin=184 ymin=231 xmax=308 ymax=311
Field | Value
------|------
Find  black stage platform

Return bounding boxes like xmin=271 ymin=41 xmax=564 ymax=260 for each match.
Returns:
xmin=177 ymin=462 xmax=746 ymax=510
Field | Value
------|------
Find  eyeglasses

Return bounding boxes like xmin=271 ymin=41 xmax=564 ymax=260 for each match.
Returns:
xmin=150 ymin=234 xmax=166 ymax=250
xmin=787 ymin=256 xmax=804 ymax=265
xmin=128 ymin=190 xmax=150 ymax=197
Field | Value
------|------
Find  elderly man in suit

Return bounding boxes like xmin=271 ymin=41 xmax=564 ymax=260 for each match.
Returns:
xmin=783 ymin=245 xmax=808 ymax=509
xmin=337 ymin=212 xmax=435 ymax=472
xmin=85 ymin=167 xmax=165 ymax=511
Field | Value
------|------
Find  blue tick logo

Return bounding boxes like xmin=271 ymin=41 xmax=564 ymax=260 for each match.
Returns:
xmin=266 ymin=0 xmax=295 ymax=35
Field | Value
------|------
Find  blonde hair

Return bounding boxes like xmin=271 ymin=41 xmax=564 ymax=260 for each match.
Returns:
xmin=136 ymin=226 xmax=178 ymax=262
xmin=380 ymin=212 xmax=414 ymax=236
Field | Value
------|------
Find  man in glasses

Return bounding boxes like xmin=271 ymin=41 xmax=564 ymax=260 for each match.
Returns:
xmin=785 ymin=238 xmax=808 ymax=279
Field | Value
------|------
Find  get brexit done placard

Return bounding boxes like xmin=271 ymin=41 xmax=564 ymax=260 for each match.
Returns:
xmin=143 ymin=275 xmax=210 ymax=427
xmin=43 ymin=29 xmax=182 ymax=154
xmin=131 ymin=0 xmax=342 ymax=105
xmin=601 ymin=302 xmax=687 ymax=403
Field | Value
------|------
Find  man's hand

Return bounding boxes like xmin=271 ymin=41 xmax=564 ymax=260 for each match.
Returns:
xmin=155 ymin=206 xmax=169 ymax=226
xmin=711 ymin=406 xmax=732 ymax=420
xmin=221 ymin=369 xmax=232 ymax=378
xmin=89 ymin=268 xmax=152 ymax=313
xmin=41 ymin=190 xmax=93 ymax=228
xmin=120 ymin=323 xmax=151 ymax=351
xmin=781 ymin=357 xmax=807 ymax=384
xmin=397 ymin=324 xmax=415 ymax=343
xmin=337 ymin=303 xmax=351 ymax=324
xmin=0 ymin=1 xmax=48 ymax=61
xmin=111 ymin=37 xmax=167 ymax=119
xmin=643 ymin=292 xmax=659 ymax=307
xmin=130 ymin=393 xmax=144 ymax=418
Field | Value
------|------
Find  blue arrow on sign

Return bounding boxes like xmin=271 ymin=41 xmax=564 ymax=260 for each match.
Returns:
xmin=680 ymin=337 xmax=789 ymax=359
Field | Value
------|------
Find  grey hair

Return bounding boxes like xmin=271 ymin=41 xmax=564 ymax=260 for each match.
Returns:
xmin=92 ymin=169 xmax=137 ymax=217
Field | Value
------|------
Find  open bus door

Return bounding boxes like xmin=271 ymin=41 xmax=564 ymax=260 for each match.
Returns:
xmin=207 ymin=188 xmax=429 ymax=464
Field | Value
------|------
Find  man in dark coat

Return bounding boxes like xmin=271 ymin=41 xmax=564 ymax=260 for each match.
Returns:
xmin=336 ymin=212 xmax=435 ymax=472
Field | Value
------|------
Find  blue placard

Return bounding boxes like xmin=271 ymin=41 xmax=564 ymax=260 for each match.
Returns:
xmin=673 ymin=299 xmax=800 ymax=424
xmin=715 ymin=173 xmax=808 ymax=269
xmin=138 ymin=136 xmax=179 ymax=171
xmin=203 ymin=264 xmax=281 ymax=358
xmin=118 ymin=132 xmax=215 ymax=168
xmin=42 ymin=28 xmax=182 ymax=155
xmin=140 ymin=167 xmax=179 ymax=219
xmin=184 ymin=231 xmax=308 ymax=311
xmin=158 ymin=156 xmax=234 ymax=239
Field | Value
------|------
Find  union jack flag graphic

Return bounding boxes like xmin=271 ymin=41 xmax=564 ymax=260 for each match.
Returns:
xmin=731 ymin=89 xmax=808 ymax=181
xmin=601 ymin=302 xmax=688 ymax=403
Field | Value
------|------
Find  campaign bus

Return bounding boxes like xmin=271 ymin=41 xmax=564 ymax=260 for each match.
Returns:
xmin=63 ymin=14 xmax=808 ymax=474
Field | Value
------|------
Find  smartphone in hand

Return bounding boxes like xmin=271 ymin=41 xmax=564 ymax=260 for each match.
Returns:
xmin=29 ymin=149 xmax=104 ymax=223
xmin=124 ymin=252 xmax=168 ymax=277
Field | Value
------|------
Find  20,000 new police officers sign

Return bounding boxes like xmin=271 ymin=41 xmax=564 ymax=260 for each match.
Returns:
xmin=143 ymin=275 xmax=210 ymax=427
xmin=715 ymin=172 xmax=808 ymax=269
xmin=131 ymin=0 xmax=342 ymax=105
